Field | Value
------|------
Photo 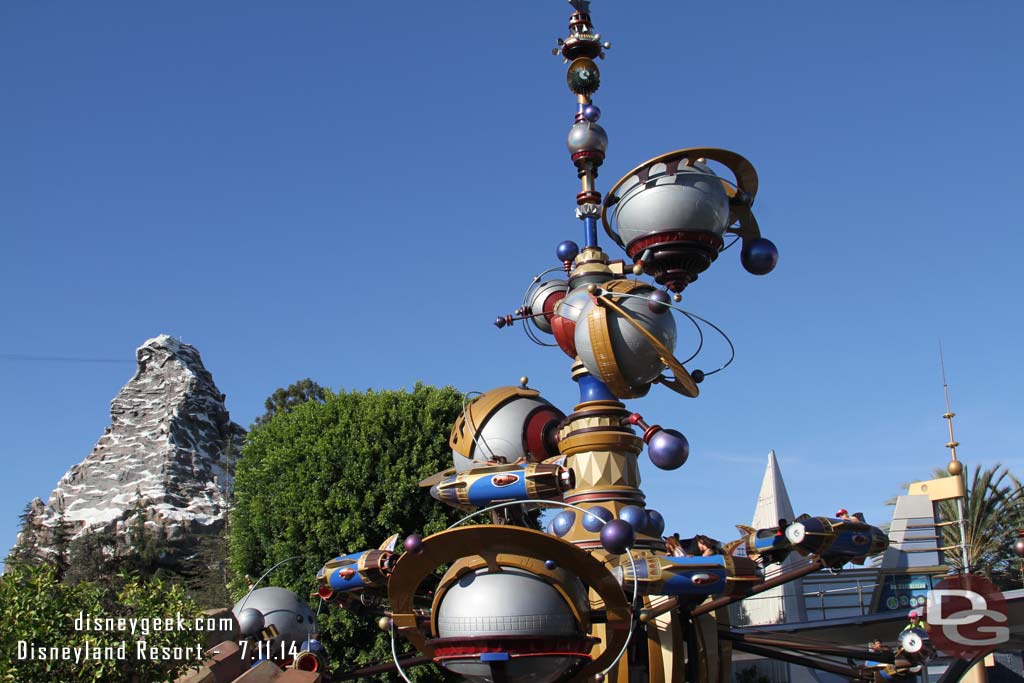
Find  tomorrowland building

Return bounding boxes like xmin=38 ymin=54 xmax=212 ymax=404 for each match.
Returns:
xmin=730 ymin=452 xmax=1024 ymax=683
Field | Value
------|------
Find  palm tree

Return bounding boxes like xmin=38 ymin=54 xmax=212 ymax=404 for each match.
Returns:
xmin=930 ymin=464 xmax=1024 ymax=589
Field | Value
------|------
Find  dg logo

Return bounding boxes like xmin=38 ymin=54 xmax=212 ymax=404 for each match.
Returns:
xmin=926 ymin=574 xmax=1009 ymax=660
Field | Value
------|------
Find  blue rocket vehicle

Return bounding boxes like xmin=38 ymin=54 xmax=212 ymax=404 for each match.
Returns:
xmin=316 ymin=534 xmax=399 ymax=600
xmin=733 ymin=523 xmax=793 ymax=566
xmin=784 ymin=514 xmax=888 ymax=568
xmin=428 ymin=462 xmax=574 ymax=509
xmin=611 ymin=550 xmax=761 ymax=599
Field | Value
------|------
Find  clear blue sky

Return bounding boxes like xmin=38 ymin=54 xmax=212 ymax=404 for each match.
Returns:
xmin=2 ymin=2 xmax=1022 ymax=559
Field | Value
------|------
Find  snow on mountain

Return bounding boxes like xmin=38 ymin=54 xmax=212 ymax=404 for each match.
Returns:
xmin=18 ymin=334 xmax=245 ymax=553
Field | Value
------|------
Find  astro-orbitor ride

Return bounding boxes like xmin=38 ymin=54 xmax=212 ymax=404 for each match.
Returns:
xmin=232 ymin=3 xmax=906 ymax=682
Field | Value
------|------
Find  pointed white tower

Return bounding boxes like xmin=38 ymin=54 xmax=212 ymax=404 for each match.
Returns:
xmin=743 ymin=450 xmax=807 ymax=625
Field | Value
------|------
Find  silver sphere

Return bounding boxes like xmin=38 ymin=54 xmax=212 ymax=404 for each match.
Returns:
xmin=553 ymin=287 xmax=592 ymax=325
xmin=452 ymin=393 xmax=564 ymax=472
xmin=567 ymin=122 xmax=608 ymax=156
xmin=436 ymin=567 xmax=585 ymax=683
xmin=528 ymin=280 xmax=569 ymax=334
xmin=236 ymin=607 xmax=264 ymax=637
xmin=573 ymin=289 xmax=677 ymax=390
xmin=613 ymin=163 xmax=730 ymax=247
xmin=232 ymin=587 xmax=316 ymax=656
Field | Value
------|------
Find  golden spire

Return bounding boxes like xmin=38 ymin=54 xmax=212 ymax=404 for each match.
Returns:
xmin=940 ymin=341 xmax=963 ymax=476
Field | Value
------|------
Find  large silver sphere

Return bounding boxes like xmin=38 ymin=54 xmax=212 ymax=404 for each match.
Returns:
xmin=452 ymin=393 xmax=564 ymax=473
xmin=613 ymin=163 xmax=729 ymax=248
xmin=567 ymin=122 xmax=608 ymax=156
xmin=437 ymin=567 xmax=584 ymax=683
xmin=528 ymin=280 xmax=569 ymax=335
xmin=573 ymin=290 xmax=677 ymax=390
xmin=552 ymin=287 xmax=591 ymax=324
xmin=232 ymin=587 xmax=316 ymax=656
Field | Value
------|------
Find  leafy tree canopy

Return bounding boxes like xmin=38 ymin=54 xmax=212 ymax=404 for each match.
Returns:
xmin=0 ymin=561 xmax=202 ymax=683
xmin=253 ymin=378 xmax=329 ymax=427
xmin=230 ymin=382 xmax=466 ymax=681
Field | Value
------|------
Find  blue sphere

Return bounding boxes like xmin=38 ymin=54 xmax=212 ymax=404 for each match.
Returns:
xmin=618 ymin=505 xmax=648 ymax=534
xmin=600 ymin=519 xmax=635 ymax=555
xmin=544 ymin=559 xmax=558 ymax=570
xmin=648 ymin=428 xmax=689 ymax=470
xmin=582 ymin=506 xmax=613 ymax=532
xmin=556 ymin=240 xmax=580 ymax=263
xmin=647 ymin=289 xmax=671 ymax=314
xmin=646 ymin=509 xmax=666 ymax=537
xmin=581 ymin=104 xmax=601 ymax=122
xmin=551 ymin=510 xmax=576 ymax=537
xmin=741 ymin=238 xmax=778 ymax=275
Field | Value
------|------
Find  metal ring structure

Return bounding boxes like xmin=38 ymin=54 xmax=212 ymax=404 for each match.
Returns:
xmin=444 ymin=500 xmax=642 ymax=678
xmin=602 ymin=291 xmax=736 ymax=376
xmin=521 ymin=269 xmax=565 ymax=347
xmin=584 ymin=280 xmax=654 ymax=399
xmin=386 ymin=525 xmax=632 ymax=679
xmin=593 ymin=293 xmax=699 ymax=397
xmin=600 ymin=147 xmax=762 ymax=250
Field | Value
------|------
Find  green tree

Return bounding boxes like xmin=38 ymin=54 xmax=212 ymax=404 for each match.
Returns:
xmin=231 ymin=382 xmax=466 ymax=681
xmin=0 ymin=561 xmax=202 ymax=683
xmin=928 ymin=464 xmax=1024 ymax=589
xmin=6 ymin=503 xmax=41 ymax=568
xmin=253 ymin=378 xmax=329 ymax=427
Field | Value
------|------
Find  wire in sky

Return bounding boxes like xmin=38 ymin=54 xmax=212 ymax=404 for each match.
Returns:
xmin=0 ymin=353 xmax=132 ymax=364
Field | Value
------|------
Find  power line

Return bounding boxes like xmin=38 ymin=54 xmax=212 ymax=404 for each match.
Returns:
xmin=0 ymin=353 xmax=132 ymax=364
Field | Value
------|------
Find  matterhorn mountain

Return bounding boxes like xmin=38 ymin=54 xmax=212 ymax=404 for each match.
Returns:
xmin=17 ymin=334 xmax=245 ymax=559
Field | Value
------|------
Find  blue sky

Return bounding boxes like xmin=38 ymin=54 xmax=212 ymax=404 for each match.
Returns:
xmin=2 ymin=1 xmax=1022 ymax=560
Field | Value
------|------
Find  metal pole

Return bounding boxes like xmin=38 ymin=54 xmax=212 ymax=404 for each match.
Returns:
xmin=941 ymin=344 xmax=971 ymax=574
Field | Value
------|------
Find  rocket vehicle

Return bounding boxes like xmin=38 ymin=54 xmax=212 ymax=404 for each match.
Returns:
xmin=611 ymin=550 xmax=761 ymax=599
xmin=291 ymin=637 xmax=330 ymax=674
xmin=428 ymin=462 xmax=574 ymax=509
xmin=316 ymin=534 xmax=399 ymax=600
xmin=733 ymin=523 xmax=794 ymax=566
xmin=895 ymin=628 xmax=935 ymax=667
xmin=865 ymin=630 xmax=934 ymax=682
xmin=784 ymin=515 xmax=888 ymax=568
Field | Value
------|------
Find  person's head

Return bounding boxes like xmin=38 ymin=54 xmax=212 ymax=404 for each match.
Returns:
xmin=697 ymin=535 xmax=712 ymax=549
xmin=836 ymin=508 xmax=849 ymax=518
xmin=908 ymin=610 xmax=918 ymax=621
xmin=870 ymin=639 xmax=882 ymax=650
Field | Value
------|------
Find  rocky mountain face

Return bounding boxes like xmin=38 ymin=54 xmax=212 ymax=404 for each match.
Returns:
xmin=19 ymin=334 xmax=245 ymax=557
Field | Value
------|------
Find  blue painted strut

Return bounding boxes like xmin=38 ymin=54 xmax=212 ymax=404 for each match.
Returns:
xmin=577 ymin=373 xmax=614 ymax=403
xmin=583 ymin=215 xmax=598 ymax=249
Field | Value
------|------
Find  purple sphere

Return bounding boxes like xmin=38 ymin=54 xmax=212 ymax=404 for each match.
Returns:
xmin=582 ymin=505 xmax=613 ymax=532
xmin=545 ymin=559 xmax=558 ymax=570
xmin=741 ymin=238 xmax=778 ymax=276
xmin=581 ymin=104 xmax=601 ymax=122
xmin=556 ymin=240 xmax=580 ymax=263
xmin=647 ymin=289 xmax=671 ymax=314
xmin=648 ymin=428 xmax=689 ymax=470
xmin=403 ymin=534 xmax=423 ymax=553
xmin=551 ymin=510 xmax=576 ymax=537
xmin=601 ymin=519 xmax=635 ymax=555
xmin=646 ymin=509 xmax=665 ymax=537
xmin=618 ymin=505 xmax=648 ymax=534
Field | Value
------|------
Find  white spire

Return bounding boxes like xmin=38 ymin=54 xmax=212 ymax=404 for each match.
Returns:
xmin=743 ymin=450 xmax=806 ymax=626
xmin=751 ymin=449 xmax=796 ymax=528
